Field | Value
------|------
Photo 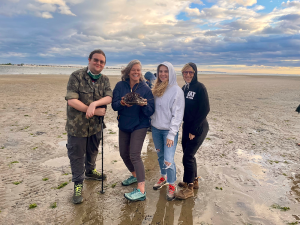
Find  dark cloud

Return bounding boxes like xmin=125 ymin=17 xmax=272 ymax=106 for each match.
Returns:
xmin=278 ymin=13 xmax=300 ymax=21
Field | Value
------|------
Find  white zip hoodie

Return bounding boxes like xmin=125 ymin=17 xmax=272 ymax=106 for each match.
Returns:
xmin=151 ymin=62 xmax=185 ymax=141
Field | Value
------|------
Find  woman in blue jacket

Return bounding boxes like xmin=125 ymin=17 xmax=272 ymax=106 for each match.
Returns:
xmin=112 ymin=59 xmax=155 ymax=201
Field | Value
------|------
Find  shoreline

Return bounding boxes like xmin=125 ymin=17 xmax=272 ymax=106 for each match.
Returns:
xmin=0 ymin=73 xmax=300 ymax=78
xmin=1 ymin=65 xmax=299 ymax=77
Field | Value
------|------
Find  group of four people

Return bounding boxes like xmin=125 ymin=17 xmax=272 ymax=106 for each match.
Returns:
xmin=65 ymin=49 xmax=210 ymax=204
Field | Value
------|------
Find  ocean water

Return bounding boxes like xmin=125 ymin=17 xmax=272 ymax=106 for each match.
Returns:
xmin=0 ymin=65 xmax=298 ymax=77
xmin=0 ymin=65 xmax=123 ymax=75
xmin=0 ymin=65 xmax=222 ymax=76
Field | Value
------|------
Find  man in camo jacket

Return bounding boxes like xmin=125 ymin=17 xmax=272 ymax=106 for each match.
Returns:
xmin=65 ymin=49 xmax=112 ymax=204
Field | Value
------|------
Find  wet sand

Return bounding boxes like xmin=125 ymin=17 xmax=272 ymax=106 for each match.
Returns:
xmin=0 ymin=74 xmax=300 ymax=225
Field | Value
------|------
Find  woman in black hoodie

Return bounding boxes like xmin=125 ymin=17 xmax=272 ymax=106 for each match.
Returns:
xmin=175 ymin=62 xmax=210 ymax=200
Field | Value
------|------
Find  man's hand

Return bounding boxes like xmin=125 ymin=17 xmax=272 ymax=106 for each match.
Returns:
xmin=86 ymin=102 xmax=96 ymax=119
xmin=166 ymin=139 xmax=174 ymax=147
xmin=189 ymin=133 xmax=195 ymax=140
xmin=95 ymin=108 xmax=106 ymax=116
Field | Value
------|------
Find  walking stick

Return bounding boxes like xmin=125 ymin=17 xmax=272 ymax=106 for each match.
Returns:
xmin=100 ymin=116 xmax=105 ymax=194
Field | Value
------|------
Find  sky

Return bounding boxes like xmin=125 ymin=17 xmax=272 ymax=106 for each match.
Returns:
xmin=0 ymin=0 xmax=300 ymax=74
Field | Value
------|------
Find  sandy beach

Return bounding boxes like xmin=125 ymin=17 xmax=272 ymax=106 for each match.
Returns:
xmin=0 ymin=74 xmax=299 ymax=225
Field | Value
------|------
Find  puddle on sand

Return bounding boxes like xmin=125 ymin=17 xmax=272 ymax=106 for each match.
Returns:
xmin=236 ymin=149 xmax=266 ymax=179
xmin=247 ymin=163 xmax=267 ymax=180
xmin=236 ymin=149 xmax=263 ymax=161
xmin=63 ymin=123 xmax=215 ymax=225
xmin=42 ymin=157 xmax=69 ymax=167
xmin=58 ymin=140 xmax=67 ymax=147
xmin=60 ymin=124 xmax=300 ymax=225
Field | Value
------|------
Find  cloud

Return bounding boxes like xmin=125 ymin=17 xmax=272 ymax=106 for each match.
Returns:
xmin=0 ymin=0 xmax=300 ymax=70
xmin=27 ymin=3 xmax=57 ymax=12
xmin=253 ymin=5 xmax=265 ymax=11
xmin=58 ymin=5 xmax=76 ymax=16
xmin=184 ymin=3 xmax=259 ymax=23
xmin=0 ymin=0 xmax=77 ymax=17
xmin=228 ymin=0 xmax=257 ymax=6
xmin=39 ymin=11 xmax=53 ymax=18
xmin=185 ymin=7 xmax=201 ymax=16
xmin=36 ymin=0 xmax=76 ymax=15
xmin=278 ymin=13 xmax=300 ymax=21
xmin=223 ymin=37 xmax=247 ymax=42
xmin=281 ymin=0 xmax=300 ymax=8
xmin=37 ymin=0 xmax=66 ymax=6
xmin=216 ymin=0 xmax=257 ymax=7
xmin=0 ymin=52 xmax=28 ymax=58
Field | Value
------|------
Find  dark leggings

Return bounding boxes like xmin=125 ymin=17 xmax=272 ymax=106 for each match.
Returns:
xmin=119 ymin=128 xmax=147 ymax=183
xmin=182 ymin=120 xmax=209 ymax=184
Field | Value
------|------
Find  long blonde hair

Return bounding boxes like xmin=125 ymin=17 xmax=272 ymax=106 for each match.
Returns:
xmin=152 ymin=65 xmax=168 ymax=97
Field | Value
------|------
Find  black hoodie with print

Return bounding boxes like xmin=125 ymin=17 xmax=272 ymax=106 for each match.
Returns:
xmin=182 ymin=62 xmax=210 ymax=135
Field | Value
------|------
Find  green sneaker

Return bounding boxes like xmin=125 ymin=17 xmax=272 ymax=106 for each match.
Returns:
xmin=73 ymin=182 xmax=83 ymax=204
xmin=124 ymin=188 xmax=146 ymax=201
xmin=85 ymin=169 xmax=107 ymax=181
xmin=122 ymin=176 xmax=137 ymax=186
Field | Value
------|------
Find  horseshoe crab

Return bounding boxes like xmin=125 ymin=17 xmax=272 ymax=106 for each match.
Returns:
xmin=123 ymin=92 xmax=147 ymax=105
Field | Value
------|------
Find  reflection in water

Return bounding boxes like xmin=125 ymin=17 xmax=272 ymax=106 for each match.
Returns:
xmin=145 ymin=132 xmax=198 ymax=225
xmin=177 ymin=189 xmax=198 ymax=225
xmin=151 ymin=189 xmax=175 ymax=224
xmin=118 ymin=201 xmax=146 ymax=225
xmin=150 ymin=189 xmax=198 ymax=224
xmin=65 ymin=181 xmax=104 ymax=225
xmin=62 ymin=130 xmax=207 ymax=225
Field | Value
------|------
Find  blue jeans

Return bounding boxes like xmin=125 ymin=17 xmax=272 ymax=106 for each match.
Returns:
xmin=151 ymin=126 xmax=178 ymax=184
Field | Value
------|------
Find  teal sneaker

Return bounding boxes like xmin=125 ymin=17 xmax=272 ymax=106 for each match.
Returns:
xmin=124 ymin=188 xmax=146 ymax=201
xmin=122 ymin=176 xmax=137 ymax=186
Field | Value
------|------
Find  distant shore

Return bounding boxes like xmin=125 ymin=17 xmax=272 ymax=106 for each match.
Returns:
xmin=1 ymin=65 xmax=300 ymax=77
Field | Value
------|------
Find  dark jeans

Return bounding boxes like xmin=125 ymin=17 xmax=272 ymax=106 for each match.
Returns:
xmin=67 ymin=131 xmax=102 ymax=183
xmin=182 ymin=120 xmax=209 ymax=184
xmin=119 ymin=128 xmax=147 ymax=183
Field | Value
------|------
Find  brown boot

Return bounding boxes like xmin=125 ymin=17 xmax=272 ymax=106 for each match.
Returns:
xmin=193 ymin=178 xmax=199 ymax=189
xmin=178 ymin=181 xmax=187 ymax=188
xmin=175 ymin=183 xmax=194 ymax=200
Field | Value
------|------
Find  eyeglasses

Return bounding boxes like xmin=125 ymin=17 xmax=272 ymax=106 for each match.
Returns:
xmin=93 ymin=58 xmax=105 ymax=65
xmin=182 ymin=71 xmax=194 ymax=75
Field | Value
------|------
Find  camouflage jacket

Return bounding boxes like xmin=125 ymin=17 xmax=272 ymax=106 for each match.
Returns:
xmin=65 ymin=67 xmax=113 ymax=137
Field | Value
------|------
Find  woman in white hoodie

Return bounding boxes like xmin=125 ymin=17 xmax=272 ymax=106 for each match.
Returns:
xmin=151 ymin=62 xmax=185 ymax=201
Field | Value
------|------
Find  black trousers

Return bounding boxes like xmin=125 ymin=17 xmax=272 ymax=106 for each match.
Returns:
xmin=67 ymin=131 xmax=102 ymax=183
xmin=182 ymin=120 xmax=209 ymax=184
